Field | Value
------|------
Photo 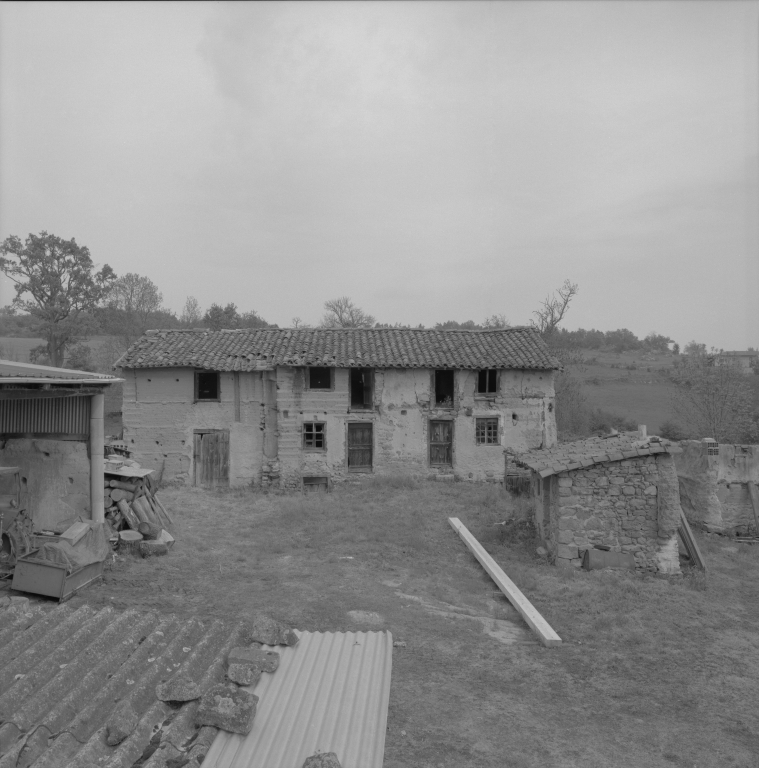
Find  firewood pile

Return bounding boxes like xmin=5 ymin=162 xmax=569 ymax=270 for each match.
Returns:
xmin=103 ymin=461 xmax=174 ymax=557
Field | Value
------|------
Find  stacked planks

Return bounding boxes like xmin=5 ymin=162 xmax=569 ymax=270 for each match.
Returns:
xmin=103 ymin=471 xmax=174 ymax=555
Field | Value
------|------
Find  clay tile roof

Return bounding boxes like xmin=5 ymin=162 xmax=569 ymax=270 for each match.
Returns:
xmin=515 ymin=432 xmax=681 ymax=477
xmin=115 ymin=327 xmax=562 ymax=372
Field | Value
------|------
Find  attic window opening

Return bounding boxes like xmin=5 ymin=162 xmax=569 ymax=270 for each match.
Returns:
xmin=350 ymin=368 xmax=373 ymax=408
xmin=195 ymin=371 xmax=220 ymax=401
xmin=308 ymin=367 xmax=332 ymax=390
xmin=434 ymin=370 xmax=454 ymax=407
xmin=477 ymin=369 xmax=498 ymax=395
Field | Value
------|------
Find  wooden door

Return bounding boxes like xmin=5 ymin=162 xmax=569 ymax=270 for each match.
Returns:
xmin=429 ymin=420 xmax=453 ymax=466
xmin=194 ymin=430 xmax=229 ymax=487
xmin=347 ymin=423 xmax=373 ymax=469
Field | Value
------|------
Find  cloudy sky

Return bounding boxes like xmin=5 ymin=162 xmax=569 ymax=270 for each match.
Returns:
xmin=1 ymin=1 xmax=757 ymax=348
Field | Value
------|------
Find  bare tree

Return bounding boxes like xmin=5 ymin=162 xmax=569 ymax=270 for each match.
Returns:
xmin=181 ymin=296 xmax=202 ymax=326
xmin=106 ymin=273 xmax=164 ymax=347
xmin=291 ymin=316 xmax=310 ymax=328
xmin=532 ymin=280 xmax=579 ymax=337
xmin=320 ymin=297 xmax=375 ymax=328
xmin=670 ymin=354 xmax=758 ymax=443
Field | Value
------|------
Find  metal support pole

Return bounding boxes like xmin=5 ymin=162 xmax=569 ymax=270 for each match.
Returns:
xmin=90 ymin=393 xmax=105 ymax=524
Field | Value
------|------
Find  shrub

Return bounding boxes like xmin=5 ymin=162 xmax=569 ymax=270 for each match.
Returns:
xmin=658 ymin=419 xmax=691 ymax=441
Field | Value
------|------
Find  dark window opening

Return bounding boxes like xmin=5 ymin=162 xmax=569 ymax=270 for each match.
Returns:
xmin=303 ymin=422 xmax=326 ymax=450
xmin=350 ymin=368 xmax=373 ymax=408
xmin=309 ymin=367 xmax=332 ymax=389
xmin=477 ymin=369 xmax=498 ymax=395
xmin=195 ymin=371 xmax=220 ymax=401
xmin=476 ymin=418 xmax=499 ymax=445
xmin=434 ymin=370 xmax=454 ymax=407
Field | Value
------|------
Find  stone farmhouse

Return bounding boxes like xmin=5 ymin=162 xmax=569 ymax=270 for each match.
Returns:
xmin=515 ymin=431 xmax=684 ymax=573
xmin=715 ymin=350 xmax=758 ymax=373
xmin=116 ymin=327 xmax=561 ymax=490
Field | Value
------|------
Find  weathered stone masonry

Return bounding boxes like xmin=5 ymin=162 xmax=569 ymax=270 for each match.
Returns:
xmin=519 ymin=433 xmax=684 ymax=574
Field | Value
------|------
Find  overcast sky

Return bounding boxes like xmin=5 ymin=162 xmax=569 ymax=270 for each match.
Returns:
xmin=1 ymin=1 xmax=757 ymax=348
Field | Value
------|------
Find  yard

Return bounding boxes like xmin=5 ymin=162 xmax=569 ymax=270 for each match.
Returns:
xmin=72 ymin=478 xmax=759 ymax=768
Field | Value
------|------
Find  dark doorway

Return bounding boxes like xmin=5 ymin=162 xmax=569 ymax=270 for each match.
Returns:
xmin=193 ymin=430 xmax=229 ymax=487
xmin=429 ymin=420 xmax=453 ymax=466
xmin=350 ymin=368 xmax=373 ymax=409
xmin=347 ymin=422 xmax=373 ymax=470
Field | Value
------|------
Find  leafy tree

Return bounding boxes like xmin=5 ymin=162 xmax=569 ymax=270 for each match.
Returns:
xmin=483 ymin=314 xmax=510 ymax=329
xmin=672 ymin=342 xmax=680 ymax=355
xmin=684 ymin=340 xmax=707 ymax=356
xmin=65 ymin=342 xmax=94 ymax=371
xmin=670 ymin=354 xmax=759 ymax=443
xmin=202 ymin=303 xmax=270 ymax=331
xmin=532 ymin=279 xmax=579 ymax=337
xmin=180 ymin=296 xmax=203 ymax=327
xmin=0 ymin=231 xmax=116 ymax=367
xmin=604 ymin=328 xmax=641 ymax=353
xmin=321 ymin=297 xmax=375 ymax=328
xmin=642 ymin=332 xmax=672 ymax=353
xmin=434 ymin=320 xmax=482 ymax=330
xmin=103 ymin=273 xmax=165 ymax=347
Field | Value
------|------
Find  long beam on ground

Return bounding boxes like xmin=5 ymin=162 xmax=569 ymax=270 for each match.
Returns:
xmin=448 ymin=517 xmax=562 ymax=647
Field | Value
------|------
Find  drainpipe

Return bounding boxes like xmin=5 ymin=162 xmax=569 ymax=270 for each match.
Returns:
xmin=90 ymin=392 xmax=105 ymax=524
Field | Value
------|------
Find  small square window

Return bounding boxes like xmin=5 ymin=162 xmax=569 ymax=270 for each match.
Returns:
xmin=308 ymin=367 xmax=332 ymax=389
xmin=476 ymin=418 xmax=499 ymax=445
xmin=477 ymin=369 xmax=498 ymax=395
xmin=303 ymin=422 xmax=326 ymax=450
xmin=195 ymin=371 xmax=220 ymax=401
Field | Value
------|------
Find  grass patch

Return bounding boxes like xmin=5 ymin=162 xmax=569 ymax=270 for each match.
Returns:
xmin=77 ymin=477 xmax=759 ymax=768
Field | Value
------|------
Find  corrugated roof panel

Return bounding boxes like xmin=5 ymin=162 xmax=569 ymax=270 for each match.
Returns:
xmin=205 ymin=630 xmax=393 ymax=768
xmin=0 ymin=359 xmax=120 ymax=382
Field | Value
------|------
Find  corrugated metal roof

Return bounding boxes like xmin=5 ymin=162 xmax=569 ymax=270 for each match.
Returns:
xmin=0 ymin=603 xmax=392 ymax=768
xmin=0 ymin=600 xmax=245 ymax=768
xmin=115 ymin=327 xmax=562 ymax=372
xmin=205 ymin=631 xmax=393 ymax=768
xmin=0 ymin=359 xmax=121 ymax=385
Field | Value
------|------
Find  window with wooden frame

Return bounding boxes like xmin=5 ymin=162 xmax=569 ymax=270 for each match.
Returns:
xmin=195 ymin=370 xmax=220 ymax=401
xmin=308 ymin=367 xmax=332 ymax=389
xmin=475 ymin=417 xmax=499 ymax=445
xmin=434 ymin=370 xmax=455 ymax=408
xmin=349 ymin=368 xmax=373 ymax=409
xmin=476 ymin=369 xmax=498 ymax=396
xmin=303 ymin=422 xmax=326 ymax=450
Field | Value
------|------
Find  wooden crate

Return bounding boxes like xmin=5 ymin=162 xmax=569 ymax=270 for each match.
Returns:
xmin=11 ymin=552 xmax=105 ymax=602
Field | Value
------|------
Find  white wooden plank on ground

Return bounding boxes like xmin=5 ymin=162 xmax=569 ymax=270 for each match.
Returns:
xmin=448 ymin=517 xmax=562 ymax=647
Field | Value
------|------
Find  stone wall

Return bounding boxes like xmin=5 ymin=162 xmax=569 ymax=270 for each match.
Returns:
xmin=0 ymin=438 xmax=90 ymax=531
xmin=545 ymin=453 xmax=681 ymax=574
xmin=674 ymin=441 xmax=759 ymax=534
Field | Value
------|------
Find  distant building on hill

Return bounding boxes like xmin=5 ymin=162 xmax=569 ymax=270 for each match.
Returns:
xmin=115 ymin=327 xmax=561 ymax=490
xmin=715 ymin=350 xmax=758 ymax=373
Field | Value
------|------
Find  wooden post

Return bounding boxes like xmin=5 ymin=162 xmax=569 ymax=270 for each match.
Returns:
xmin=234 ymin=371 xmax=241 ymax=423
xmin=638 ymin=425 xmax=647 ymax=438
xmin=90 ymin=392 xmax=105 ymax=524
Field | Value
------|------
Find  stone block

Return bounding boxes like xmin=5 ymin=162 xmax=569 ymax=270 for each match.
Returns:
xmin=556 ymin=544 xmax=579 ymax=560
xmin=156 ymin=676 xmax=202 ymax=702
xmin=609 ymin=488 xmax=621 ymax=496
xmin=610 ymin=477 xmax=625 ymax=485
xmin=196 ymin=683 xmax=259 ymax=735
xmin=644 ymin=486 xmax=657 ymax=495
xmin=302 ymin=754 xmax=343 ymax=768
xmin=106 ymin=700 xmax=138 ymax=746
xmin=228 ymin=647 xmax=280 ymax=674
xmin=558 ymin=478 xmax=572 ymax=488
xmin=243 ymin=615 xmax=299 ymax=647
xmin=558 ymin=529 xmax=575 ymax=545
xmin=227 ymin=663 xmax=263 ymax=686
xmin=595 ymin=477 xmax=609 ymax=487
xmin=622 ymin=486 xmax=635 ymax=495
xmin=558 ymin=487 xmax=572 ymax=497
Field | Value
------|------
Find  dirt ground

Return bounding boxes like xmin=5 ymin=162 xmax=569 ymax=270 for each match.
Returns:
xmin=69 ymin=478 xmax=759 ymax=768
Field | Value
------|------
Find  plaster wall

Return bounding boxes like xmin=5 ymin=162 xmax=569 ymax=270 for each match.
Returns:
xmin=275 ymin=367 xmax=557 ymax=488
xmin=674 ymin=441 xmax=759 ymax=533
xmin=540 ymin=454 xmax=681 ymax=574
xmin=0 ymin=438 xmax=90 ymax=531
xmin=121 ymin=367 xmax=265 ymax=486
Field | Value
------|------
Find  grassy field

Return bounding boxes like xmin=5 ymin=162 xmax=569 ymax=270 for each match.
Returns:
xmin=72 ymin=478 xmax=759 ymax=768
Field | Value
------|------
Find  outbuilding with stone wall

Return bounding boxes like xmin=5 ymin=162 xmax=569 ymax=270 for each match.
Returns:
xmin=517 ymin=432 xmax=684 ymax=574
